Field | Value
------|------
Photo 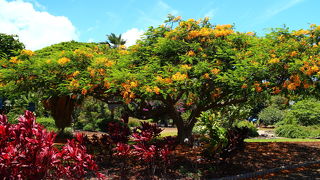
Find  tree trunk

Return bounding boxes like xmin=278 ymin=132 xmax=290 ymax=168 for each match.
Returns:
xmin=176 ymin=124 xmax=194 ymax=144
xmin=43 ymin=96 xmax=76 ymax=132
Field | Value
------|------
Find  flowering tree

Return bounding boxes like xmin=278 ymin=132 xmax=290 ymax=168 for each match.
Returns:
xmin=0 ymin=41 xmax=121 ymax=131
xmin=112 ymin=17 xmax=320 ymax=142
xmin=1 ymin=16 xmax=320 ymax=143
xmin=107 ymin=16 xmax=264 ymax=142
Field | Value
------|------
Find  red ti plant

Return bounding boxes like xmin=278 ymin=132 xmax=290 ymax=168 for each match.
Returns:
xmin=0 ymin=111 xmax=104 ymax=179
xmin=113 ymin=142 xmax=132 ymax=178
xmin=130 ymin=122 xmax=173 ymax=175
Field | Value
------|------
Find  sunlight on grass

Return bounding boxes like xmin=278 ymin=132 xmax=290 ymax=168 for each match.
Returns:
xmin=245 ymin=138 xmax=320 ymax=142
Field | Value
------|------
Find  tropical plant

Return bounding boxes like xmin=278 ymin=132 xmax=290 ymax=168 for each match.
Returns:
xmin=106 ymin=33 xmax=126 ymax=48
xmin=0 ymin=111 xmax=103 ymax=179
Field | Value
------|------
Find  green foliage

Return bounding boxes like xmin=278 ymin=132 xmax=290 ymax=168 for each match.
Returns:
xmin=74 ymin=96 xmax=114 ymax=132
xmin=36 ymin=117 xmax=57 ymax=131
xmin=268 ymin=95 xmax=289 ymax=110
xmin=106 ymin=33 xmax=126 ymax=48
xmin=258 ymin=106 xmax=285 ymax=126
xmin=195 ymin=111 xmax=227 ymax=147
xmin=275 ymin=124 xmax=311 ymax=138
xmin=283 ymin=98 xmax=320 ymax=126
xmin=234 ymin=120 xmax=259 ymax=137
xmin=128 ymin=118 xmax=141 ymax=127
xmin=0 ymin=33 xmax=25 ymax=58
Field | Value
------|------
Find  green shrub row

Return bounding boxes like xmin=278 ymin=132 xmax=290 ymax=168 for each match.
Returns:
xmin=275 ymin=124 xmax=320 ymax=138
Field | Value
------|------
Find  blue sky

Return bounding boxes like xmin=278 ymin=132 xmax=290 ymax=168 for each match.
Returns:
xmin=0 ymin=0 xmax=319 ymax=50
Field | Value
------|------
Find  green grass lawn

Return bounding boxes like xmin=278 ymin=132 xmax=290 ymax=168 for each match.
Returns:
xmin=245 ymin=138 xmax=320 ymax=142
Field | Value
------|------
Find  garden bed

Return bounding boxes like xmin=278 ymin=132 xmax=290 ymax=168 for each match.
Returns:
xmin=90 ymin=138 xmax=320 ymax=179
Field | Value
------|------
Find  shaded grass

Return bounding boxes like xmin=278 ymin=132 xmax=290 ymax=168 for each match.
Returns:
xmin=245 ymin=138 xmax=320 ymax=142
xmin=160 ymin=131 xmax=178 ymax=137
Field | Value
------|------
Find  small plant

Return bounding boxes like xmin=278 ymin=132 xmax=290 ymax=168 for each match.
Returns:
xmin=220 ymin=127 xmax=250 ymax=159
xmin=235 ymin=120 xmax=259 ymax=137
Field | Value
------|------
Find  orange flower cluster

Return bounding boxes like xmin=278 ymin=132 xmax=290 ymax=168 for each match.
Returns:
xmin=181 ymin=64 xmax=192 ymax=70
xmin=299 ymin=59 xmax=320 ymax=76
xmin=292 ymin=29 xmax=309 ymax=36
xmin=69 ymin=79 xmax=80 ymax=90
xmin=246 ymin=32 xmax=255 ymax=36
xmin=213 ymin=24 xmax=234 ymax=37
xmin=272 ymin=87 xmax=281 ymax=94
xmin=72 ymin=71 xmax=80 ymax=77
xmin=145 ymin=86 xmax=160 ymax=94
xmin=203 ymin=73 xmax=210 ymax=79
xmin=282 ymin=75 xmax=303 ymax=91
xmin=254 ymin=82 xmax=263 ymax=92
xmin=21 ymin=49 xmax=35 ymax=57
xmin=210 ymin=68 xmax=221 ymax=75
xmin=211 ymin=88 xmax=222 ymax=99
xmin=9 ymin=57 xmax=21 ymax=64
xmin=172 ymin=72 xmax=188 ymax=81
xmin=95 ymin=57 xmax=114 ymax=67
xmin=74 ymin=49 xmax=94 ymax=59
xmin=241 ymin=84 xmax=248 ymax=89
xmin=104 ymin=81 xmax=111 ymax=89
xmin=186 ymin=28 xmax=214 ymax=40
xmin=268 ymin=58 xmax=280 ymax=64
xmin=187 ymin=50 xmax=196 ymax=56
xmin=290 ymin=51 xmax=298 ymax=57
xmin=58 ymin=57 xmax=70 ymax=65
xmin=121 ymin=81 xmax=138 ymax=104
xmin=155 ymin=76 xmax=173 ymax=84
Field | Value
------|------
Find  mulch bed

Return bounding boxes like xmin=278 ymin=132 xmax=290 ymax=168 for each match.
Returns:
xmin=57 ymin=132 xmax=320 ymax=179
xmin=96 ymin=142 xmax=320 ymax=179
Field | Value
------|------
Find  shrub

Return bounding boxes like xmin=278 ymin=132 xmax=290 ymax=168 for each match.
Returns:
xmin=0 ymin=111 xmax=103 ymax=179
xmin=284 ymin=98 xmax=320 ymax=126
xmin=128 ymin=118 xmax=141 ymax=127
xmin=36 ymin=117 xmax=57 ymax=131
xmin=220 ymin=126 xmax=250 ymax=159
xmin=275 ymin=124 xmax=311 ymax=138
xmin=234 ymin=120 xmax=259 ymax=137
xmin=258 ymin=106 xmax=285 ymax=126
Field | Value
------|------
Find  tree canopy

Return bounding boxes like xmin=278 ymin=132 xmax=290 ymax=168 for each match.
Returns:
xmin=1 ymin=16 xmax=320 ymax=142
xmin=0 ymin=33 xmax=25 ymax=59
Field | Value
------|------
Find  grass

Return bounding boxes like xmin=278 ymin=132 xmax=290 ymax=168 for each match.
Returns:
xmin=245 ymin=138 xmax=320 ymax=142
xmin=160 ymin=127 xmax=178 ymax=137
xmin=160 ymin=131 xmax=178 ymax=137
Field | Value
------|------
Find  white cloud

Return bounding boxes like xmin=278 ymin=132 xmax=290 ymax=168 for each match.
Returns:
xmin=122 ymin=28 xmax=144 ymax=47
xmin=137 ymin=0 xmax=179 ymax=28
xmin=204 ymin=9 xmax=218 ymax=19
xmin=266 ymin=0 xmax=305 ymax=18
xmin=0 ymin=0 xmax=78 ymax=50
xmin=260 ymin=0 xmax=305 ymax=21
xmin=87 ymin=38 xmax=94 ymax=43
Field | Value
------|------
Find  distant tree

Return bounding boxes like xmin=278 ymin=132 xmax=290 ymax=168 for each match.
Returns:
xmin=0 ymin=33 xmax=25 ymax=58
xmin=106 ymin=33 xmax=126 ymax=48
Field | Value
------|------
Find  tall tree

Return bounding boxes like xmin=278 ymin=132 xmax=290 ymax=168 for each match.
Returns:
xmin=0 ymin=33 xmax=25 ymax=59
xmin=106 ymin=33 xmax=126 ymax=48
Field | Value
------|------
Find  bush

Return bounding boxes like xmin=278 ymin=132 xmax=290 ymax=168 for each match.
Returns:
xmin=234 ymin=120 xmax=259 ymax=137
xmin=128 ymin=118 xmax=141 ymax=127
xmin=275 ymin=124 xmax=311 ymax=138
xmin=0 ymin=111 xmax=103 ymax=179
xmin=258 ymin=106 xmax=285 ymax=126
xmin=36 ymin=117 xmax=57 ymax=131
xmin=284 ymin=98 xmax=320 ymax=126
